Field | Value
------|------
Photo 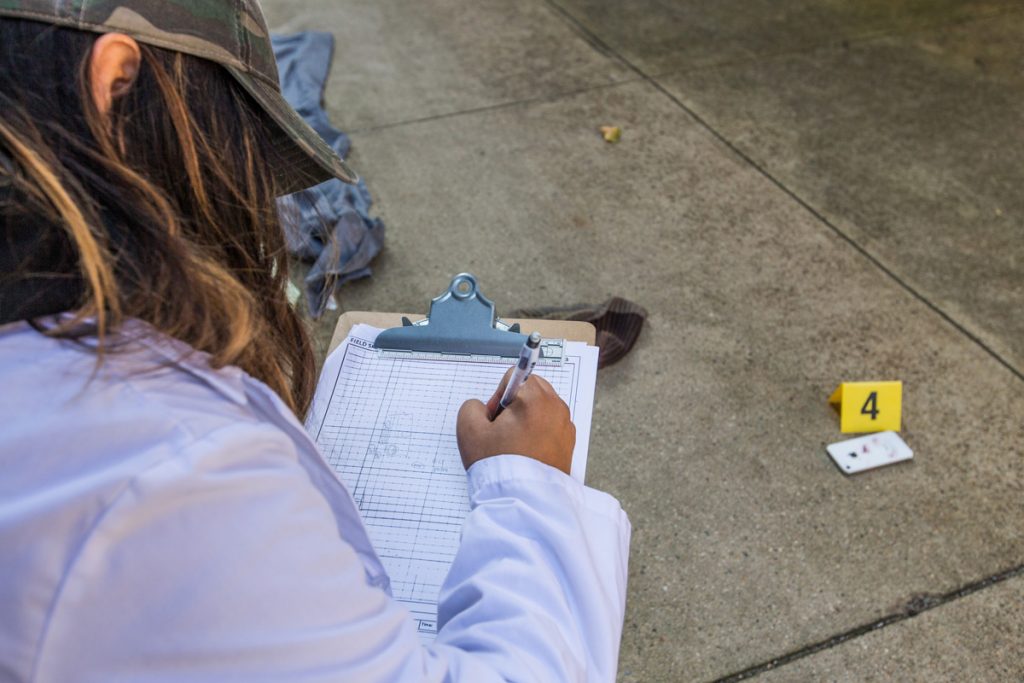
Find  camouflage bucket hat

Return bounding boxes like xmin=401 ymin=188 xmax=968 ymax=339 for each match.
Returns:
xmin=0 ymin=0 xmax=357 ymax=195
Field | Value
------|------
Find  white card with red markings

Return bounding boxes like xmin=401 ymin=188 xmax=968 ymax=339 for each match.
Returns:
xmin=826 ymin=431 xmax=913 ymax=475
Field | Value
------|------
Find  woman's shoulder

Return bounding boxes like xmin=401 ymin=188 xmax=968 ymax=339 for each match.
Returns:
xmin=0 ymin=323 xmax=352 ymax=683
xmin=0 ymin=320 xmax=307 ymax=486
xmin=0 ymin=316 xmax=313 ymax=569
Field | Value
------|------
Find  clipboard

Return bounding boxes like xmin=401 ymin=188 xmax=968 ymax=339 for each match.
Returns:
xmin=312 ymin=274 xmax=599 ymax=642
xmin=329 ymin=273 xmax=596 ymax=357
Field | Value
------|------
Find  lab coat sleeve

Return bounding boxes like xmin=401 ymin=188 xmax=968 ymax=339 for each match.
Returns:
xmin=436 ymin=454 xmax=631 ymax=683
xmin=32 ymin=424 xmax=629 ymax=683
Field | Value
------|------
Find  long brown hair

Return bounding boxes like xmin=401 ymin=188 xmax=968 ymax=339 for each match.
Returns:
xmin=0 ymin=19 xmax=316 ymax=417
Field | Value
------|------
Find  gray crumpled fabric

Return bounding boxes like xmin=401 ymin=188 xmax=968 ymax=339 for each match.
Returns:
xmin=272 ymin=32 xmax=385 ymax=317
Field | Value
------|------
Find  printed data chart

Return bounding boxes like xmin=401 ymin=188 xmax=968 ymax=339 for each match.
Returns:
xmin=309 ymin=325 xmax=596 ymax=642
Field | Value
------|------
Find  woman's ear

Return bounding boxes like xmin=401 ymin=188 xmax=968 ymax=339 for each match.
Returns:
xmin=89 ymin=33 xmax=141 ymax=115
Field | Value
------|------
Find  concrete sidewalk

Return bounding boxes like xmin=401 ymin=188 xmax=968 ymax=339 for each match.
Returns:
xmin=265 ymin=1 xmax=1024 ymax=680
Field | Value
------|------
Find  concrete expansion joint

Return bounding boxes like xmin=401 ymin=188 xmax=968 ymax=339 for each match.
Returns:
xmin=346 ymin=79 xmax=643 ymax=136
xmin=545 ymin=0 xmax=1024 ymax=387
xmin=544 ymin=0 xmax=646 ymax=81
xmin=711 ymin=562 xmax=1024 ymax=682
xmin=537 ymin=7 xmax=1024 ymax=678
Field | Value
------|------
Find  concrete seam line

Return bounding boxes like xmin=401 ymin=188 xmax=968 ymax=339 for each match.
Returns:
xmin=544 ymin=0 xmax=1024 ymax=385
xmin=711 ymin=562 xmax=1024 ymax=682
xmin=346 ymin=79 xmax=644 ymax=136
xmin=540 ymin=3 xmax=1024 ymax=678
xmin=543 ymin=0 xmax=646 ymax=79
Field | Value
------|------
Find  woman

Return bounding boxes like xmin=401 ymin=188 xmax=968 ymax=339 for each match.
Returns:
xmin=0 ymin=2 xmax=630 ymax=681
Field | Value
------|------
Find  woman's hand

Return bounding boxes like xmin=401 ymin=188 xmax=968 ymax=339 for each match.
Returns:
xmin=456 ymin=367 xmax=576 ymax=475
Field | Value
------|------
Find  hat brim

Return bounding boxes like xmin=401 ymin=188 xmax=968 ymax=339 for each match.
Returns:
xmin=225 ymin=65 xmax=358 ymax=196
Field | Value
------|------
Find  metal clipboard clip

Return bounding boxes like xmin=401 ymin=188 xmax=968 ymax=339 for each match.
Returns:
xmin=373 ymin=273 xmax=564 ymax=362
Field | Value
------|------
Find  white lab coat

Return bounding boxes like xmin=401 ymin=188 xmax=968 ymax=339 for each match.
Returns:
xmin=0 ymin=320 xmax=630 ymax=682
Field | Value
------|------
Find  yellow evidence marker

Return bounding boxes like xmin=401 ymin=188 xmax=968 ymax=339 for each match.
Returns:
xmin=829 ymin=381 xmax=902 ymax=433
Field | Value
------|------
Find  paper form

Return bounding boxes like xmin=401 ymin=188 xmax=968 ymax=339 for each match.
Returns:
xmin=306 ymin=324 xmax=598 ymax=642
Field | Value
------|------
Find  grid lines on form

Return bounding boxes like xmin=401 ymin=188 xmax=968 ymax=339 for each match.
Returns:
xmin=313 ymin=337 xmax=583 ymax=641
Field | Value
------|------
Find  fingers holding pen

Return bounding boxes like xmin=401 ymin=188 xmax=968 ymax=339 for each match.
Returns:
xmin=457 ymin=330 xmax=574 ymax=474
xmin=488 ymin=332 xmax=542 ymax=421
xmin=456 ymin=370 xmax=575 ymax=475
xmin=485 ymin=367 xmax=516 ymax=419
xmin=520 ymin=374 xmax=558 ymax=400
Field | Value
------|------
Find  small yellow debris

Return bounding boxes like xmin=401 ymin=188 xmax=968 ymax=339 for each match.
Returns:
xmin=600 ymin=125 xmax=621 ymax=143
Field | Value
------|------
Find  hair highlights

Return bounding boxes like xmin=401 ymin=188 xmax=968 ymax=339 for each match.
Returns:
xmin=0 ymin=20 xmax=316 ymax=416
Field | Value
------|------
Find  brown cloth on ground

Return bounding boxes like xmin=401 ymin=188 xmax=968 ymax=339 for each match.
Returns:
xmin=508 ymin=297 xmax=647 ymax=369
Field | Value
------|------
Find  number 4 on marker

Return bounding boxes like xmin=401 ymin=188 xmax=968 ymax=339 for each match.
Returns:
xmin=860 ymin=392 xmax=879 ymax=420
xmin=829 ymin=382 xmax=901 ymax=433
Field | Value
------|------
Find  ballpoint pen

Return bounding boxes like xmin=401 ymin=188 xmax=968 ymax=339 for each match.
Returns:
xmin=489 ymin=331 xmax=542 ymax=420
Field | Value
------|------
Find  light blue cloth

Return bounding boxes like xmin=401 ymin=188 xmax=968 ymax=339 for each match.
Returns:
xmin=272 ymin=32 xmax=385 ymax=317
xmin=0 ymin=320 xmax=631 ymax=681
